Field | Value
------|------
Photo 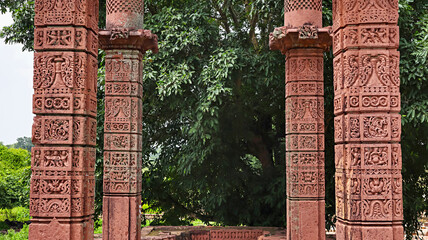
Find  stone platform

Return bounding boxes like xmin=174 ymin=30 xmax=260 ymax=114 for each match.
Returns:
xmin=95 ymin=226 xmax=337 ymax=240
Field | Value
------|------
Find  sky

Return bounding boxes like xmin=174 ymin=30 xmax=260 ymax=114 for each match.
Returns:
xmin=0 ymin=13 xmax=34 ymax=145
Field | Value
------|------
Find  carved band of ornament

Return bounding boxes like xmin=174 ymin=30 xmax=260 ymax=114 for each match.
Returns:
xmin=33 ymin=94 xmax=97 ymax=117
xmin=103 ymin=180 xmax=141 ymax=194
xmin=32 ymin=147 xmax=95 ymax=170
xmin=104 ymin=134 xmax=143 ymax=151
xmin=286 ymin=97 xmax=324 ymax=120
xmin=32 ymin=116 xmax=97 ymax=146
xmin=103 ymin=168 xmax=141 ymax=183
xmin=110 ymin=28 xmax=131 ymax=41
xmin=34 ymin=27 xmax=98 ymax=57
xmin=335 ymin=143 xmax=401 ymax=170
xmin=287 ymin=181 xmax=325 ymax=197
xmin=286 ymin=152 xmax=325 ymax=166
xmin=31 ymin=178 xmax=95 ymax=197
xmin=334 ymin=114 xmax=401 ymax=143
xmin=105 ymin=97 xmax=142 ymax=122
xmin=105 ymin=82 xmax=143 ymax=96
xmin=286 ymin=134 xmax=325 ymax=151
xmin=333 ymin=52 xmax=400 ymax=90
xmin=286 ymin=82 xmax=324 ymax=96
xmin=286 ymin=122 xmax=324 ymax=135
xmin=33 ymin=52 xmax=98 ymax=92
xmin=337 ymin=198 xmax=402 ymax=220
xmin=333 ymin=93 xmax=400 ymax=115
xmin=104 ymin=152 xmax=140 ymax=166
xmin=105 ymin=58 xmax=142 ymax=83
xmin=299 ymin=24 xmax=318 ymax=39
xmin=333 ymin=26 xmax=399 ymax=55
xmin=30 ymin=196 xmax=94 ymax=217
xmin=332 ymin=0 xmax=399 ymax=31
xmin=34 ymin=0 xmax=99 ymax=32
xmin=32 ymin=170 xmax=95 ymax=177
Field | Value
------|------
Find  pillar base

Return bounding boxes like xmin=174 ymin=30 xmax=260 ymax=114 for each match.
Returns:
xmin=103 ymin=195 xmax=142 ymax=240
xmin=29 ymin=218 xmax=94 ymax=240
xmin=336 ymin=221 xmax=404 ymax=240
xmin=287 ymin=200 xmax=325 ymax=240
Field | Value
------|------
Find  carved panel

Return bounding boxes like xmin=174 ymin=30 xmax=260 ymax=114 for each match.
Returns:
xmin=34 ymin=0 xmax=99 ymax=32
xmin=34 ymin=27 xmax=98 ymax=56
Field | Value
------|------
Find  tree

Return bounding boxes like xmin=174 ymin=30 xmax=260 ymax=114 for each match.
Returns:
xmin=7 ymin=137 xmax=34 ymax=152
xmin=1 ymin=0 xmax=427 ymax=236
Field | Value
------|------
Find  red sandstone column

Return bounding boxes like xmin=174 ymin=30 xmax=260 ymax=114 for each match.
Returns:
xmin=29 ymin=1 xmax=99 ymax=239
xmin=332 ymin=0 xmax=403 ymax=239
xmin=100 ymin=1 xmax=158 ymax=239
xmin=270 ymin=1 xmax=331 ymax=239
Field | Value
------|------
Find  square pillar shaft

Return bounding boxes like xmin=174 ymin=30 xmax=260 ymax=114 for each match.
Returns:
xmin=29 ymin=1 xmax=99 ymax=239
xmin=332 ymin=0 xmax=404 ymax=239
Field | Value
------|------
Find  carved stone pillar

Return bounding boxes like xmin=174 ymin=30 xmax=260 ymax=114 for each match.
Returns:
xmin=99 ymin=0 xmax=158 ymax=239
xmin=270 ymin=1 xmax=331 ymax=239
xmin=332 ymin=0 xmax=403 ymax=239
xmin=29 ymin=1 xmax=99 ymax=239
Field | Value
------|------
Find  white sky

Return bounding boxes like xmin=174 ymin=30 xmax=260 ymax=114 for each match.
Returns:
xmin=0 ymin=13 xmax=34 ymax=145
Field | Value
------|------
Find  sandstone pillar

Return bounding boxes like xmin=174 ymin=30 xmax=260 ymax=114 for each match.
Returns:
xmin=100 ymin=0 xmax=158 ymax=239
xmin=270 ymin=1 xmax=331 ymax=239
xmin=332 ymin=0 xmax=404 ymax=239
xmin=29 ymin=0 xmax=99 ymax=239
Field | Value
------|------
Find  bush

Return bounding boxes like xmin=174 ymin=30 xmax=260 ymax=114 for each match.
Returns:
xmin=0 ymin=145 xmax=31 ymax=210
xmin=0 ymin=224 xmax=28 ymax=240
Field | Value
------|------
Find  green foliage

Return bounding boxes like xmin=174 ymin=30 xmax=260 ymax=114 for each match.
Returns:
xmin=140 ymin=0 xmax=286 ymax=226
xmin=0 ymin=144 xmax=31 ymax=210
xmin=0 ymin=207 xmax=30 ymax=223
xmin=398 ymin=1 xmax=428 ymax=238
xmin=0 ymin=1 xmax=34 ymax=51
xmin=0 ymin=224 xmax=29 ymax=240
xmin=6 ymin=137 xmax=33 ymax=153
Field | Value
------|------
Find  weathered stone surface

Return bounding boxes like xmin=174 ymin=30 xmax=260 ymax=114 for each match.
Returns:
xmin=270 ymin=1 xmax=331 ymax=239
xmin=101 ymin=1 xmax=158 ymax=239
xmin=333 ymin=0 xmax=404 ymax=239
xmin=30 ymin=1 xmax=99 ymax=239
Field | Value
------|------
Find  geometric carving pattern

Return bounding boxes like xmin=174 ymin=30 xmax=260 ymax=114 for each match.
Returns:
xmin=285 ymin=0 xmax=322 ymax=13
xmin=34 ymin=0 xmax=99 ymax=32
xmin=29 ymin=1 xmax=99 ymax=239
xmin=333 ymin=0 xmax=404 ymax=239
xmin=107 ymin=0 xmax=144 ymax=15
xmin=285 ymin=48 xmax=326 ymax=240
xmin=102 ymin=49 xmax=143 ymax=240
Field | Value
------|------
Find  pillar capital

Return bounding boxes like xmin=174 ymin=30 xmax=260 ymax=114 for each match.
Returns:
xmin=99 ymin=29 xmax=158 ymax=53
xmin=269 ymin=25 xmax=333 ymax=54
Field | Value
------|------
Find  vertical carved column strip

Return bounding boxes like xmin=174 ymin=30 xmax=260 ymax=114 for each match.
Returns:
xmin=99 ymin=0 xmax=158 ymax=239
xmin=332 ymin=0 xmax=403 ymax=239
xmin=270 ymin=1 xmax=331 ymax=239
xmin=29 ymin=0 xmax=99 ymax=239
